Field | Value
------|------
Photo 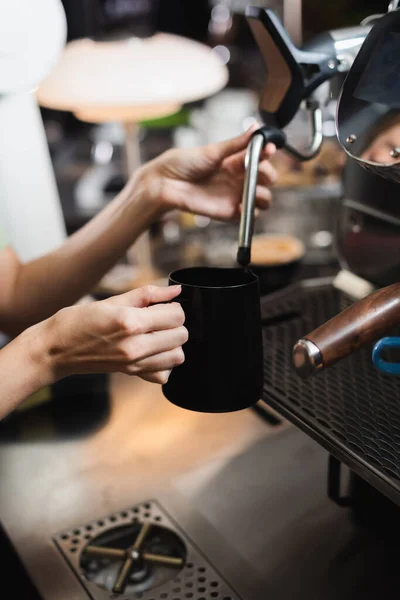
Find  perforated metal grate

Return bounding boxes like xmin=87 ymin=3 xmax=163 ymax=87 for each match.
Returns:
xmin=54 ymin=500 xmax=241 ymax=600
xmin=261 ymin=281 xmax=400 ymax=500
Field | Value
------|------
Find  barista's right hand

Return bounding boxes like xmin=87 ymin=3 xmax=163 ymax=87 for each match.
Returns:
xmin=38 ymin=285 xmax=187 ymax=385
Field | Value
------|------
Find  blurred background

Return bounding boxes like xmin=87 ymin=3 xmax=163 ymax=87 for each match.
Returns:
xmin=30 ymin=0 xmax=387 ymax=295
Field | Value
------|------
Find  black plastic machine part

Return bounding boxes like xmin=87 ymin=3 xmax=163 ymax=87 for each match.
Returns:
xmin=246 ymin=7 xmax=339 ymax=130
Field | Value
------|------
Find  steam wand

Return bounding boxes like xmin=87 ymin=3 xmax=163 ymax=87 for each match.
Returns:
xmin=237 ymin=102 xmax=323 ymax=266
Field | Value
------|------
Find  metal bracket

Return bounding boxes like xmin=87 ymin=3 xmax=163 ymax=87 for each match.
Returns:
xmin=328 ymin=455 xmax=352 ymax=507
xmin=284 ymin=103 xmax=324 ymax=161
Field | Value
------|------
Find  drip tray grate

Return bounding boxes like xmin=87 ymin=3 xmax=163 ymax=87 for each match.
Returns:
xmin=54 ymin=500 xmax=241 ymax=600
xmin=261 ymin=279 xmax=400 ymax=504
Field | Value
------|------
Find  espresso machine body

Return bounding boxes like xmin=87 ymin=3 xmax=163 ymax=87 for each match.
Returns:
xmin=336 ymin=161 xmax=400 ymax=288
xmin=244 ymin=4 xmax=400 ymax=512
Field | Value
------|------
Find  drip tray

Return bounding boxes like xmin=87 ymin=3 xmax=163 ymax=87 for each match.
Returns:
xmin=54 ymin=500 xmax=242 ymax=600
xmin=260 ymin=278 xmax=400 ymax=506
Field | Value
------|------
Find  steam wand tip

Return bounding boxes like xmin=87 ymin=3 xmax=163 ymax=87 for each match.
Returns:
xmin=237 ymin=246 xmax=251 ymax=267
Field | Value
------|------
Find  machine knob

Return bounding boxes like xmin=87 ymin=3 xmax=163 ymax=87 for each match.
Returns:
xmin=292 ymin=339 xmax=323 ymax=378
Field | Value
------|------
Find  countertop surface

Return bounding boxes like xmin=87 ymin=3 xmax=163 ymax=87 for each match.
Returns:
xmin=1 ymin=372 xmax=400 ymax=599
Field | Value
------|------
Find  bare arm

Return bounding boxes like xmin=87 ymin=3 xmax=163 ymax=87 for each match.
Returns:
xmin=0 ymin=173 xmax=160 ymax=335
xmin=0 ymin=324 xmax=52 ymax=418
xmin=0 ymin=286 xmax=186 ymax=419
xmin=0 ymin=128 xmax=277 ymax=419
xmin=0 ymin=127 xmax=276 ymax=336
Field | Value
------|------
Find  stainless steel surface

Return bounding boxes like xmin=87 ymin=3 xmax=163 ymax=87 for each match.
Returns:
xmin=331 ymin=11 xmax=400 ymax=287
xmin=0 ymin=374 xmax=274 ymax=600
xmin=336 ymin=161 xmax=400 ymax=287
xmin=238 ymin=107 xmax=325 ymax=265
xmin=285 ymin=105 xmax=323 ymax=161
xmin=336 ymin=10 xmax=400 ymax=183
xmin=2 ymin=371 xmax=400 ymax=599
xmin=179 ymin=426 xmax=400 ymax=599
xmin=292 ymin=338 xmax=323 ymax=377
xmin=330 ymin=26 xmax=371 ymax=73
xmin=55 ymin=499 xmax=238 ymax=600
xmin=238 ymin=132 xmax=265 ymax=261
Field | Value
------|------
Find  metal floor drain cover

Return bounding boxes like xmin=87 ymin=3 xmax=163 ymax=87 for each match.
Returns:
xmin=54 ymin=500 xmax=241 ymax=600
xmin=261 ymin=280 xmax=400 ymax=502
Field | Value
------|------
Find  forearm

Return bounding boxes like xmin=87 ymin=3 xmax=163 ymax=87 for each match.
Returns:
xmin=0 ymin=323 xmax=52 ymax=419
xmin=1 ymin=172 xmax=162 ymax=334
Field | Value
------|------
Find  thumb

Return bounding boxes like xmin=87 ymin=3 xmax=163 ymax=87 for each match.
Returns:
xmin=208 ymin=122 xmax=260 ymax=162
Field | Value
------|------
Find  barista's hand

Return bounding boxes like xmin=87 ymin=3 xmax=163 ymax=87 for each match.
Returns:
xmin=39 ymin=285 xmax=187 ymax=385
xmin=137 ymin=125 xmax=277 ymax=221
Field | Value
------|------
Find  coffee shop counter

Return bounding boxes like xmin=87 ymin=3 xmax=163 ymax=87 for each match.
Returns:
xmin=1 ymin=368 xmax=399 ymax=600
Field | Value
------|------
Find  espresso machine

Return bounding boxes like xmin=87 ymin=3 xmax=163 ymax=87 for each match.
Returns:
xmin=236 ymin=6 xmax=372 ymax=265
xmin=240 ymin=1 xmax=400 ymax=524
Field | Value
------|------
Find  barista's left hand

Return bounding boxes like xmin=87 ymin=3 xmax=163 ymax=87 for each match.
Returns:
xmin=136 ymin=125 xmax=277 ymax=221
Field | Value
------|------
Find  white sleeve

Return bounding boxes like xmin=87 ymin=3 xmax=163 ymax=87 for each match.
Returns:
xmin=0 ymin=214 xmax=9 ymax=251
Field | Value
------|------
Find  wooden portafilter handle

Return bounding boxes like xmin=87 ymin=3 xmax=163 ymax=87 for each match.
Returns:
xmin=292 ymin=282 xmax=400 ymax=378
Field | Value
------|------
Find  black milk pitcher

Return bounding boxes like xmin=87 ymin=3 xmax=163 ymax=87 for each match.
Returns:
xmin=162 ymin=267 xmax=263 ymax=413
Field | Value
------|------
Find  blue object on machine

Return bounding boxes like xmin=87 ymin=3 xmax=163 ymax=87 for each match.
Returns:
xmin=372 ymin=337 xmax=400 ymax=375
